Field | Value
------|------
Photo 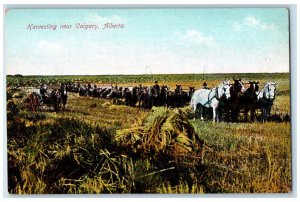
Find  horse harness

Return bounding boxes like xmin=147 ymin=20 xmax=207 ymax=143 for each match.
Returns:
xmin=203 ymin=84 xmax=230 ymax=106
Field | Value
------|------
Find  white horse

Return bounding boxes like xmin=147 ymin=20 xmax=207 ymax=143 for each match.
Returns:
xmin=191 ymin=80 xmax=231 ymax=122
xmin=257 ymin=82 xmax=277 ymax=121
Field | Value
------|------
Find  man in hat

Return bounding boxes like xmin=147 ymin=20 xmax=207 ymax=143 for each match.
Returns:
xmin=203 ymin=82 xmax=209 ymax=89
xmin=39 ymin=83 xmax=49 ymax=101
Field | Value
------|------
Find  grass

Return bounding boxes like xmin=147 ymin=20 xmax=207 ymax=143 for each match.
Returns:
xmin=6 ymin=73 xmax=291 ymax=194
xmin=192 ymin=121 xmax=291 ymax=193
xmin=59 ymin=94 xmax=148 ymax=129
xmin=7 ymin=107 xmax=204 ymax=194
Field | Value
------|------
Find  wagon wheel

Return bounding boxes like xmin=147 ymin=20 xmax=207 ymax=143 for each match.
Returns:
xmin=57 ymin=99 xmax=63 ymax=111
xmin=27 ymin=95 xmax=34 ymax=111
xmin=53 ymin=99 xmax=63 ymax=112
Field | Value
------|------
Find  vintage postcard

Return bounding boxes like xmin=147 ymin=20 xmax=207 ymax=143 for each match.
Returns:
xmin=5 ymin=8 xmax=291 ymax=194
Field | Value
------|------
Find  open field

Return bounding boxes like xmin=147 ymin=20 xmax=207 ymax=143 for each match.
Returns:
xmin=6 ymin=73 xmax=291 ymax=194
xmin=7 ymin=73 xmax=289 ymax=89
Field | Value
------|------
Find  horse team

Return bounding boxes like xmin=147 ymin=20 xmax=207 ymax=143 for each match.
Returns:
xmin=38 ymin=79 xmax=276 ymax=122
xmin=26 ymin=84 xmax=68 ymax=112
xmin=66 ymin=82 xmax=194 ymax=109
xmin=191 ymin=79 xmax=277 ymax=122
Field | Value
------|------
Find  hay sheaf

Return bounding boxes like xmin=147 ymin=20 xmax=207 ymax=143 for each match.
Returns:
xmin=116 ymin=107 xmax=203 ymax=163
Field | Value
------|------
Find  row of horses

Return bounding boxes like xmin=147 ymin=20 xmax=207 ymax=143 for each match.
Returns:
xmin=65 ymin=79 xmax=276 ymax=122
xmin=190 ymin=79 xmax=277 ymax=122
xmin=66 ymin=83 xmax=195 ymax=109
xmin=30 ymin=79 xmax=276 ymax=122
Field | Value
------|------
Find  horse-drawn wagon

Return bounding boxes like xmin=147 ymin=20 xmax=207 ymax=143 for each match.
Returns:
xmin=25 ymin=85 xmax=68 ymax=112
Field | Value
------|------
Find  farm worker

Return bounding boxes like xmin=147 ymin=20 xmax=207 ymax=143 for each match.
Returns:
xmin=138 ymin=84 xmax=143 ymax=91
xmin=203 ymin=82 xmax=209 ymax=89
xmin=39 ymin=84 xmax=49 ymax=100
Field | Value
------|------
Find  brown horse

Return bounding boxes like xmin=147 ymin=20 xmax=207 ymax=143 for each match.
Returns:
xmin=240 ymin=81 xmax=260 ymax=122
xmin=50 ymin=90 xmax=63 ymax=112
xmin=226 ymin=79 xmax=245 ymax=122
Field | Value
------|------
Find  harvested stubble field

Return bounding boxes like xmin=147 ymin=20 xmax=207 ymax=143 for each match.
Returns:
xmin=6 ymin=73 xmax=291 ymax=194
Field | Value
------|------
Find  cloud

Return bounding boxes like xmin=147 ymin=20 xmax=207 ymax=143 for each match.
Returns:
xmin=244 ymin=16 xmax=260 ymax=26
xmin=86 ymin=14 xmax=123 ymax=23
xmin=37 ymin=40 xmax=65 ymax=53
xmin=233 ymin=16 xmax=276 ymax=31
xmin=176 ymin=30 xmax=214 ymax=45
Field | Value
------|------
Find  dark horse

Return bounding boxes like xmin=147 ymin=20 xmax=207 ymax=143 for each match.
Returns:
xmin=138 ymin=86 xmax=152 ymax=109
xmin=240 ymin=81 xmax=259 ymax=122
xmin=43 ymin=84 xmax=68 ymax=112
xmin=188 ymin=86 xmax=195 ymax=99
xmin=224 ymin=79 xmax=245 ymax=122
xmin=50 ymin=90 xmax=62 ymax=111
xmin=151 ymin=85 xmax=160 ymax=107
xmin=174 ymin=84 xmax=183 ymax=107
xmin=124 ymin=87 xmax=139 ymax=107
xmin=159 ymin=85 xmax=169 ymax=107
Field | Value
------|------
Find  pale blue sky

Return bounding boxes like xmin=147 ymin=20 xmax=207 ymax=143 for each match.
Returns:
xmin=5 ymin=8 xmax=289 ymax=75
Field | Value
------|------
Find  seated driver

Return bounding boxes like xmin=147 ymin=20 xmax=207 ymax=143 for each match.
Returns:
xmin=203 ymin=82 xmax=209 ymax=89
xmin=39 ymin=84 xmax=49 ymax=100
